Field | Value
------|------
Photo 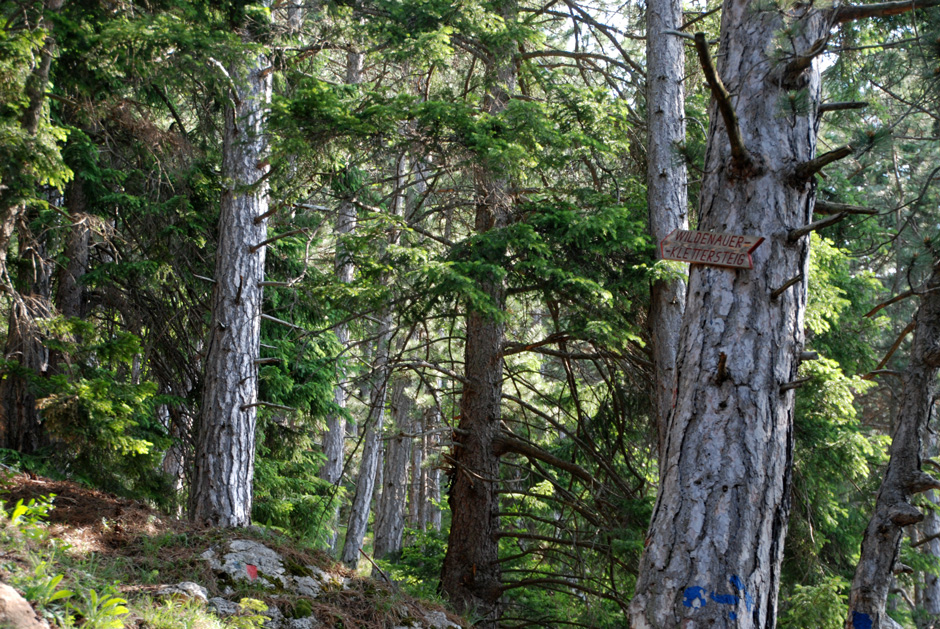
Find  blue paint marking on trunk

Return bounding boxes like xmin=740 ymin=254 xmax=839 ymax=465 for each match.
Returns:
xmin=852 ymin=611 xmax=873 ymax=629
xmin=683 ymin=586 xmax=708 ymax=609
xmin=730 ymin=575 xmax=754 ymax=612
xmin=710 ymin=592 xmax=738 ymax=605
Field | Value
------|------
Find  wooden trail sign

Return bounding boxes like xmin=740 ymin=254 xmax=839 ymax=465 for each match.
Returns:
xmin=660 ymin=229 xmax=765 ymax=269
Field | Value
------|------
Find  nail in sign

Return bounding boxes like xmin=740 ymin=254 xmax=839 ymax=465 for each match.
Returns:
xmin=660 ymin=229 xmax=765 ymax=269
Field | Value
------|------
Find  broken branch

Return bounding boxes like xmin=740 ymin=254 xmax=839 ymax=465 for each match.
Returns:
xmin=771 ymin=274 xmax=804 ymax=300
xmin=249 ymin=228 xmax=307 ymax=253
xmin=814 ymin=200 xmax=877 ymax=215
xmin=834 ymin=0 xmax=940 ymax=23
xmin=788 ymin=212 xmax=849 ymax=242
xmin=793 ymin=145 xmax=853 ymax=181
xmin=819 ymin=101 xmax=869 ymax=113
xmin=862 ymin=319 xmax=916 ymax=379
xmin=783 ymin=37 xmax=828 ymax=85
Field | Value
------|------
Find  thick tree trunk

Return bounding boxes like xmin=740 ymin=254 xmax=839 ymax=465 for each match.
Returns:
xmin=646 ymin=0 xmax=688 ymax=463
xmin=340 ymin=314 xmax=392 ymax=568
xmin=189 ymin=36 xmax=272 ymax=527
xmin=847 ymin=261 xmax=940 ymax=629
xmin=629 ymin=3 xmax=827 ymax=627
xmin=373 ymin=377 xmax=413 ymax=563
xmin=440 ymin=10 xmax=516 ymax=622
xmin=0 ymin=216 xmax=53 ymax=453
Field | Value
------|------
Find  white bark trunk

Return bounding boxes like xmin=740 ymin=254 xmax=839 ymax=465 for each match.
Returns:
xmin=629 ymin=2 xmax=828 ymax=626
xmin=190 ymin=34 xmax=272 ymax=527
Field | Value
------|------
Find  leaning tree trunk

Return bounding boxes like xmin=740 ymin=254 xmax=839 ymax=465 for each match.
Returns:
xmin=440 ymin=28 xmax=515 ymax=622
xmin=847 ymin=261 xmax=940 ymax=629
xmin=629 ymin=3 xmax=829 ymax=627
xmin=320 ymin=49 xmax=365 ymax=552
xmin=646 ymin=0 xmax=688 ymax=464
xmin=372 ymin=376 xmax=413 ymax=564
xmin=190 ymin=28 xmax=272 ymax=527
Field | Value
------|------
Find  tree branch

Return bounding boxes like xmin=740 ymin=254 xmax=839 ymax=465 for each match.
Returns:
xmin=783 ymin=37 xmax=828 ymax=85
xmin=793 ymin=145 xmax=853 ymax=181
xmin=865 ymin=289 xmax=916 ymax=318
xmin=788 ymin=212 xmax=850 ymax=242
xmin=834 ymin=0 xmax=940 ymax=23
xmin=862 ymin=319 xmax=916 ymax=379
xmin=814 ymin=200 xmax=878 ymax=215
xmin=493 ymin=432 xmax=599 ymax=489
xmin=693 ymin=32 xmax=754 ymax=174
xmin=819 ymin=101 xmax=869 ymax=113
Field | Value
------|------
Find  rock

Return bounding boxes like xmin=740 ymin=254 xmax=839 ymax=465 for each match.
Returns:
xmin=0 ymin=582 xmax=50 ymax=629
xmin=208 ymin=597 xmax=240 ymax=617
xmin=291 ymin=576 xmax=321 ymax=598
xmin=156 ymin=582 xmax=208 ymax=604
xmin=202 ymin=540 xmax=289 ymax=589
xmin=285 ymin=618 xmax=320 ymax=629
xmin=423 ymin=610 xmax=461 ymax=629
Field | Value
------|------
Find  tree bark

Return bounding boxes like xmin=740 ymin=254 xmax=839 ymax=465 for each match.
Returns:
xmin=372 ymin=377 xmax=413 ymax=563
xmin=0 ymin=215 xmax=54 ymax=453
xmin=847 ymin=261 xmax=940 ymax=629
xmin=646 ymin=0 xmax=688 ymax=465
xmin=189 ymin=26 xmax=272 ymax=527
xmin=340 ymin=314 xmax=392 ymax=568
xmin=629 ymin=3 xmax=827 ymax=626
xmin=440 ymin=13 xmax=516 ymax=618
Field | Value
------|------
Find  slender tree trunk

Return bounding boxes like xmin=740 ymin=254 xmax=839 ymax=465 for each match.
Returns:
xmin=646 ymin=0 xmax=688 ymax=464
xmin=629 ymin=3 xmax=828 ymax=626
xmin=190 ymin=27 xmax=272 ymax=527
xmin=373 ymin=377 xmax=413 ymax=564
xmin=440 ymin=17 xmax=516 ymax=618
xmin=340 ymin=150 xmax=407 ymax=568
xmin=55 ymin=179 xmax=89 ymax=322
xmin=340 ymin=315 xmax=393 ymax=568
xmin=847 ymin=261 xmax=940 ymax=629
xmin=409 ymin=406 xmax=428 ymax=531
xmin=918 ymin=440 xmax=940 ymax=628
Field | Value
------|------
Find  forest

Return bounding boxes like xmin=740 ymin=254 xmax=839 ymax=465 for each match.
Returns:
xmin=1 ymin=0 xmax=940 ymax=626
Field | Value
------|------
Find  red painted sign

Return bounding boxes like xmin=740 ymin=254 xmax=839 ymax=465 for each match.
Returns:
xmin=660 ymin=229 xmax=764 ymax=269
xmin=246 ymin=564 xmax=258 ymax=580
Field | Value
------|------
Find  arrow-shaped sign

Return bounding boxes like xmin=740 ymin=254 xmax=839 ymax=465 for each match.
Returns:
xmin=660 ymin=229 xmax=765 ymax=269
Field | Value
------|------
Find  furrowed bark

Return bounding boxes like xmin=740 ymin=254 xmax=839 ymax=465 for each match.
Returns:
xmin=629 ymin=0 xmax=826 ymax=625
xmin=647 ymin=0 xmax=689 ymax=466
xmin=190 ymin=24 xmax=272 ymax=527
xmin=440 ymin=5 xmax=516 ymax=619
xmin=847 ymin=261 xmax=940 ymax=629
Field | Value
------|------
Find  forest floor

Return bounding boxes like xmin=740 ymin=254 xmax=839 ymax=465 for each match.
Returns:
xmin=0 ymin=473 xmax=462 ymax=629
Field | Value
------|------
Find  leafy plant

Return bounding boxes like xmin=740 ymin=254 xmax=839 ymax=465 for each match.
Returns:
xmin=778 ymin=576 xmax=847 ymax=629
xmin=229 ymin=598 xmax=268 ymax=629
xmin=69 ymin=589 xmax=129 ymax=629
xmin=21 ymin=561 xmax=73 ymax=609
